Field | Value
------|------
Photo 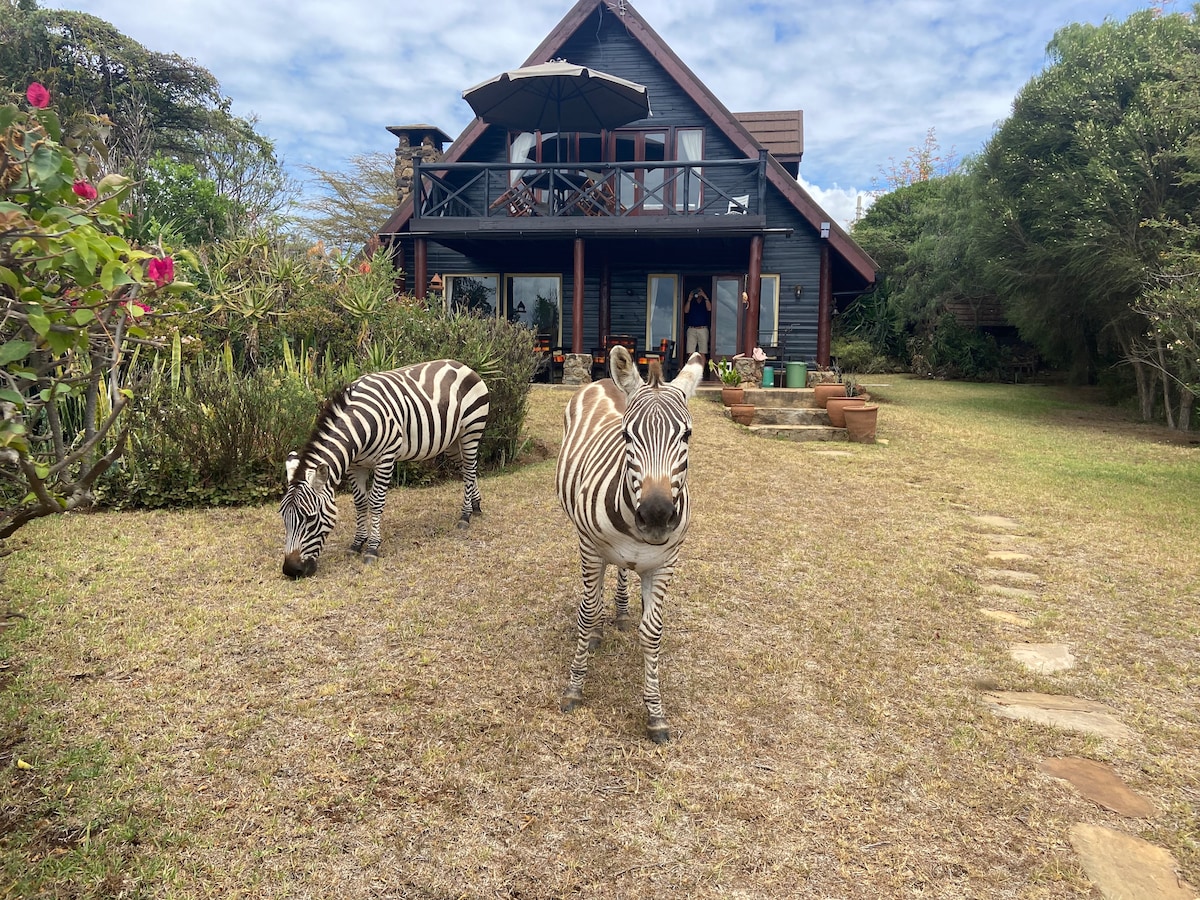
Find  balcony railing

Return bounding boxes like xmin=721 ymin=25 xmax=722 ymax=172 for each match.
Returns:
xmin=412 ymin=151 xmax=768 ymax=223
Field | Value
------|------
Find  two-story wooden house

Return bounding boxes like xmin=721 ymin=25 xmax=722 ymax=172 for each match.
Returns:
xmin=377 ymin=0 xmax=876 ymax=380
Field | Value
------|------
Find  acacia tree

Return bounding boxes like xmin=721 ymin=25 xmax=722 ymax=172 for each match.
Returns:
xmin=975 ymin=9 xmax=1200 ymax=422
xmin=298 ymin=152 xmax=398 ymax=253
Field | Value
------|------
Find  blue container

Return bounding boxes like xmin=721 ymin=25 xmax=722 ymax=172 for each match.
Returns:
xmin=762 ymin=365 xmax=775 ymax=387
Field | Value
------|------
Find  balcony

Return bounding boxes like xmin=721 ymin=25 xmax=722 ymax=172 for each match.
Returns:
xmin=411 ymin=153 xmax=769 ymax=238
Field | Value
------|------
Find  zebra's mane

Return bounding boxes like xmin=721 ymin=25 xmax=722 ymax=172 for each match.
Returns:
xmin=293 ymin=381 xmax=354 ymax=477
xmin=646 ymin=359 xmax=664 ymax=388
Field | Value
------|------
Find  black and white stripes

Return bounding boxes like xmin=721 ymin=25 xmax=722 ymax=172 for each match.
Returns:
xmin=556 ymin=345 xmax=704 ymax=742
xmin=280 ymin=359 xmax=489 ymax=578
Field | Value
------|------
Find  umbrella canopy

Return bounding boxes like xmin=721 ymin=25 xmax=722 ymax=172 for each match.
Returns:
xmin=462 ymin=61 xmax=650 ymax=134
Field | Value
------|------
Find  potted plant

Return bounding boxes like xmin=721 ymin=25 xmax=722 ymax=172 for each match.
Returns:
xmin=812 ymin=376 xmax=847 ymax=409
xmin=710 ymin=359 xmax=744 ymax=405
xmin=826 ymin=377 xmax=866 ymax=428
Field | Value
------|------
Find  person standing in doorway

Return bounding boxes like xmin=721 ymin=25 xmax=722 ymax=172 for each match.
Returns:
xmin=683 ymin=286 xmax=711 ymax=359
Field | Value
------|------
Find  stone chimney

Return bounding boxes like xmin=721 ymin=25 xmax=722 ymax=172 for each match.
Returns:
xmin=386 ymin=125 xmax=452 ymax=207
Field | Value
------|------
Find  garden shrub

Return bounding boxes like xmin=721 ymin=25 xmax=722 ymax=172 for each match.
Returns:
xmin=101 ymin=304 xmax=539 ymax=509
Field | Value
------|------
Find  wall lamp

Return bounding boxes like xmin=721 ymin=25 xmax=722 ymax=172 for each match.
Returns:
xmin=793 ymin=285 xmax=804 ymax=299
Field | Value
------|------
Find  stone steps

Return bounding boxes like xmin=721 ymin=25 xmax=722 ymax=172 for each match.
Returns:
xmin=746 ymin=423 xmax=846 ymax=442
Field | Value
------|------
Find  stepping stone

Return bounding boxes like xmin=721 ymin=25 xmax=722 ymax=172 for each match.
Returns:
xmin=1010 ymin=642 xmax=1075 ymax=674
xmin=980 ymin=608 xmax=1033 ymax=627
xmin=984 ymin=568 xmax=1042 ymax=584
xmin=1039 ymin=758 xmax=1157 ymax=817
xmin=982 ymin=691 xmax=1135 ymax=741
xmin=982 ymin=583 xmax=1039 ymax=600
xmin=972 ymin=514 xmax=1024 ymax=530
xmin=986 ymin=550 xmax=1033 ymax=562
xmin=1069 ymin=823 xmax=1194 ymax=899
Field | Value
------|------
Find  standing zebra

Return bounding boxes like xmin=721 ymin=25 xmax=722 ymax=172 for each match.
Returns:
xmin=557 ymin=345 xmax=704 ymax=742
xmin=280 ymin=359 xmax=489 ymax=579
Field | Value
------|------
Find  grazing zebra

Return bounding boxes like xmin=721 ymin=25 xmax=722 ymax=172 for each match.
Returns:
xmin=556 ymin=345 xmax=705 ymax=742
xmin=280 ymin=359 xmax=489 ymax=579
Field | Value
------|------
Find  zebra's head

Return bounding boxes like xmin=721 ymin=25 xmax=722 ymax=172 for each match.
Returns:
xmin=280 ymin=452 xmax=338 ymax=579
xmin=611 ymin=346 xmax=705 ymax=544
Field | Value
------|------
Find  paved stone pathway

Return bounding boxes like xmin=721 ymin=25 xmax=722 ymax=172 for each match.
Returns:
xmin=967 ymin=513 xmax=1195 ymax=898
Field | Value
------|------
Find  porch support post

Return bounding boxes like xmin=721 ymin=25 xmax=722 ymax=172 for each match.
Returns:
xmin=414 ymin=237 xmax=428 ymax=301
xmin=572 ymin=238 xmax=585 ymax=354
xmin=818 ymin=240 xmax=832 ymax=367
xmin=745 ymin=234 xmax=763 ymax=356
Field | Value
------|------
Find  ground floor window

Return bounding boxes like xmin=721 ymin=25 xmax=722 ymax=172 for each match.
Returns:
xmin=758 ymin=275 xmax=780 ymax=345
xmin=645 ymin=274 xmax=678 ymax=352
xmin=446 ymin=274 xmax=498 ymax=317
xmin=506 ymin=275 xmax=561 ymax=342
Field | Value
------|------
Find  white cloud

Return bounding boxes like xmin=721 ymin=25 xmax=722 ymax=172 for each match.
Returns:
xmin=47 ymin=0 xmax=1153 ymax=220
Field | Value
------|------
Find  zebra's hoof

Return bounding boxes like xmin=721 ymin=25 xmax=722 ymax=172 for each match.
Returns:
xmin=615 ymin=614 xmax=634 ymax=632
xmin=587 ymin=634 xmax=602 ymax=651
xmin=362 ymin=551 xmax=378 ymax=565
xmin=349 ymin=542 xmax=364 ymax=556
xmin=561 ymin=691 xmax=584 ymax=713
xmin=647 ymin=719 xmax=671 ymax=744
xmin=456 ymin=516 xmax=471 ymax=530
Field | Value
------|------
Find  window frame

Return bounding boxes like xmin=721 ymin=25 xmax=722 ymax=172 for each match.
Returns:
xmin=504 ymin=274 xmax=563 ymax=344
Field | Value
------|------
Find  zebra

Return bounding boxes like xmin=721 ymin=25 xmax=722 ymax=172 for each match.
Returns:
xmin=556 ymin=345 xmax=705 ymax=743
xmin=280 ymin=359 xmax=490 ymax=579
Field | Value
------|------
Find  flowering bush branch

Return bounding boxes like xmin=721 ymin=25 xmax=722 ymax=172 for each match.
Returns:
xmin=1 ymin=84 xmax=190 ymax=541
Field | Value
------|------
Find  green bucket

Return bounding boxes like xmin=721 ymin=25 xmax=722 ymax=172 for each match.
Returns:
xmin=785 ymin=361 xmax=807 ymax=388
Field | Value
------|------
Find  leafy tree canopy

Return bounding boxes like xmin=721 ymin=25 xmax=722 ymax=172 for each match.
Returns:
xmin=0 ymin=0 xmax=293 ymax=235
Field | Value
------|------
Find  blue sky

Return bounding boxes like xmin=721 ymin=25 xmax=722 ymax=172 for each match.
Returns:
xmin=46 ymin=0 xmax=1160 ymax=228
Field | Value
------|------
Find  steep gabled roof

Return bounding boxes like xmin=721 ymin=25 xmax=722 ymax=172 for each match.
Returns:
xmin=379 ymin=0 xmax=875 ymax=283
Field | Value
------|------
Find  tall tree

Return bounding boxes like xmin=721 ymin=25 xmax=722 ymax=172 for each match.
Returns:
xmin=975 ymin=8 xmax=1200 ymax=417
xmin=0 ymin=1 xmax=293 ymax=237
xmin=298 ymin=152 xmax=398 ymax=254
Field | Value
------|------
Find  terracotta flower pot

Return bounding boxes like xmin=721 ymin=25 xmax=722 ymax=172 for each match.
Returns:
xmin=721 ymin=386 xmax=745 ymax=406
xmin=729 ymin=403 xmax=755 ymax=426
xmin=825 ymin=396 xmax=866 ymax=428
xmin=812 ymin=382 xmax=847 ymax=409
xmin=842 ymin=403 xmax=879 ymax=443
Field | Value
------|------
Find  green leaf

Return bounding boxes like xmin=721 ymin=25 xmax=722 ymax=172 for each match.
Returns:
xmin=0 ymin=388 xmax=25 ymax=406
xmin=0 ymin=339 xmax=34 ymax=366
xmin=28 ymin=145 xmax=64 ymax=184
xmin=0 ymin=106 xmax=17 ymax=130
xmin=44 ymin=329 xmax=76 ymax=356
xmin=72 ymin=308 xmax=95 ymax=326
xmin=27 ymin=313 xmax=51 ymax=337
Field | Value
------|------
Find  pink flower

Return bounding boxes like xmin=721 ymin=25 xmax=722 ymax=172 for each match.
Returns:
xmin=72 ymin=181 xmax=98 ymax=201
xmin=26 ymin=83 xmax=50 ymax=109
xmin=146 ymin=256 xmax=175 ymax=287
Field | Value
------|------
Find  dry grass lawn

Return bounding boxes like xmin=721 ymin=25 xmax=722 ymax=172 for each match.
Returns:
xmin=1 ymin=377 xmax=1198 ymax=899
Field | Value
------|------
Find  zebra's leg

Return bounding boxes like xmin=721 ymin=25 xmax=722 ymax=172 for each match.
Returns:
xmin=614 ymin=567 xmax=634 ymax=632
xmin=639 ymin=563 xmax=675 ymax=743
xmin=455 ymin=434 xmax=484 ymax=528
xmin=562 ymin=551 xmax=607 ymax=713
xmin=361 ymin=459 xmax=393 ymax=563
xmin=348 ymin=468 xmax=371 ymax=555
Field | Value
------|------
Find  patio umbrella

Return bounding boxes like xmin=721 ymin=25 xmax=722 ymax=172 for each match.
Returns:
xmin=462 ymin=60 xmax=650 ymax=137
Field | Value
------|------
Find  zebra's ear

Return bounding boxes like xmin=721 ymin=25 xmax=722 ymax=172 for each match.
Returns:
xmin=285 ymin=452 xmax=301 ymax=483
xmin=610 ymin=345 xmax=643 ymax=397
xmin=311 ymin=463 xmax=331 ymax=492
xmin=671 ymin=352 xmax=705 ymax=400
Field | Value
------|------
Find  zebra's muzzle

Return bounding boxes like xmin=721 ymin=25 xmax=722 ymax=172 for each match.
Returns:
xmin=634 ymin=491 xmax=680 ymax=543
xmin=282 ymin=550 xmax=318 ymax=579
